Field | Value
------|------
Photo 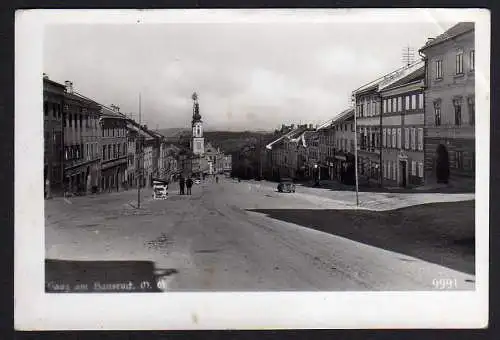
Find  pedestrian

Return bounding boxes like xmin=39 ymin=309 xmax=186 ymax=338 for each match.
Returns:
xmin=179 ymin=176 xmax=185 ymax=195
xmin=215 ymin=176 xmax=219 ymax=184
xmin=186 ymin=177 xmax=193 ymax=195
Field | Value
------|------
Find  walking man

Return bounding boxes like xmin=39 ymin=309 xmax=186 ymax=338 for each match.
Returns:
xmin=215 ymin=176 xmax=219 ymax=184
xmin=186 ymin=177 xmax=193 ymax=195
xmin=179 ymin=176 xmax=185 ymax=195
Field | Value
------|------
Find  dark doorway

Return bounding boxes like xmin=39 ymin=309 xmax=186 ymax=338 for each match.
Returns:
xmin=400 ymin=161 xmax=407 ymax=187
xmin=435 ymin=144 xmax=450 ymax=183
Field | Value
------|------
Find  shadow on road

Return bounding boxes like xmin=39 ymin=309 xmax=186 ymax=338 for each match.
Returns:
xmin=249 ymin=200 xmax=475 ymax=275
xmin=45 ymin=259 xmax=178 ymax=293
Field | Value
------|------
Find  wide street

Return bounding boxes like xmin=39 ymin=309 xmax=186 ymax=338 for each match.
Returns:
xmin=45 ymin=177 xmax=475 ymax=291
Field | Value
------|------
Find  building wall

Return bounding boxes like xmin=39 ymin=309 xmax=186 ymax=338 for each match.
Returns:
xmin=355 ymin=91 xmax=382 ymax=182
xmin=63 ymin=91 xmax=101 ymax=194
xmin=381 ymin=81 xmax=425 ymax=187
xmin=100 ymin=116 xmax=128 ymax=192
xmin=422 ymin=29 xmax=475 ymax=189
xmin=43 ymin=79 xmax=65 ymax=195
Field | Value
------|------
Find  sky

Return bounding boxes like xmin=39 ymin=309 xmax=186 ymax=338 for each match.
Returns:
xmin=44 ymin=19 xmax=453 ymax=131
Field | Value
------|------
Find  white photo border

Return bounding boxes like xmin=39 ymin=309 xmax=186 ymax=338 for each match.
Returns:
xmin=14 ymin=8 xmax=490 ymax=330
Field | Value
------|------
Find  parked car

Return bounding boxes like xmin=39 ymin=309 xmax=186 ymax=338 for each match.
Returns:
xmin=277 ymin=178 xmax=296 ymax=193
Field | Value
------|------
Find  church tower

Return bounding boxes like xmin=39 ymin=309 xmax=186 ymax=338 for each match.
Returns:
xmin=191 ymin=92 xmax=204 ymax=155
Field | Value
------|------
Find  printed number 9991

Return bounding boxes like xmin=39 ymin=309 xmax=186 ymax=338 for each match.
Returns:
xmin=432 ymin=278 xmax=458 ymax=289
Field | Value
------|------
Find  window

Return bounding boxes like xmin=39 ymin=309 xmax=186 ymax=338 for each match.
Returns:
xmin=393 ymin=98 xmax=397 ymax=112
xmin=52 ymin=103 xmax=57 ymax=118
xmin=397 ymin=97 xmax=402 ymax=112
xmin=382 ymin=129 xmax=386 ymax=147
xmin=454 ymin=99 xmax=462 ymax=126
xmin=418 ymin=93 xmax=424 ymax=109
xmin=411 ymin=94 xmax=417 ymax=110
xmin=108 ymin=145 xmax=111 ymax=160
xmin=393 ymin=161 xmax=397 ymax=180
xmin=387 ymin=99 xmax=392 ymax=113
xmin=434 ymin=102 xmax=441 ymax=126
xmin=383 ymin=99 xmax=387 ymax=113
xmin=397 ymin=128 xmax=401 ymax=149
xmin=418 ymin=128 xmax=424 ymax=151
xmin=405 ymin=96 xmax=410 ymax=110
xmin=470 ymin=50 xmax=475 ymax=71
xmin=392 ymin=128 xmax=396 ymax=148
xmin=80 ymin=115 xmax=83 ymax=129
xmin=411 ymin=128 xmax=416 ymax=150
xmin=411 ymin=161 xmax=417 ymax=176
xmin=69 ymin=114 xmax=72 ymax=127
xmin=468 ymin=97 xmax=475 ymax=126
xmin=456 ymin=51 xmax=464 ymax=74
xmin=102 ymin=146 xmax=105 ymax=160
xmin=118 ymin=144 xmax=121 ymax=156
xmin=455 ymin=151 xmax=463 ymax=169
xmin=418 ymin=162 xmax=424 ymax=178
xmin=436 ymin=59 xmax=443 ymax=79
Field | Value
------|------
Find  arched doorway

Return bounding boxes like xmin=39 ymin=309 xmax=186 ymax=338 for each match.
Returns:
xmin=435 ymin=144 xmax=450 ymax=184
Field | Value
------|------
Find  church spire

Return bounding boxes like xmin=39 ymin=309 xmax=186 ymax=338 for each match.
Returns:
xmin=192 ymin=92 xmax=202 ymax=125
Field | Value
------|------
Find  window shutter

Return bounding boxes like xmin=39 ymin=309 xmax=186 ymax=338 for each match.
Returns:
xmin=392 ymin=128 xmax=396 ymax=148
xmin=411 ymin=128 xmax=416 ymax=150
xmin=412 ymin=161 xmax=416 ymax=176
xmin=397 ymin=128 xmax=401 ymax=149
xmin=404 ymin=128 xmax=409 ymax=149
xmin=382 ymin=129 xmax=386 ymax=147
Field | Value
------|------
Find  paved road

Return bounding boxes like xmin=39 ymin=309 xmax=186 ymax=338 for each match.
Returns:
xmin=45 ymin=177 xmax=475 ymax=291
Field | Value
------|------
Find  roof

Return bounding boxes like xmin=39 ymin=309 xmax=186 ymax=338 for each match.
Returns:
xmin=378 ymin=60 xmax=425 ymax=92
xmin=265 ymin=126 xmax=308 ymax=150
xmin=352 ymin=60 xmax=424 ymax=97
xmin=100 ymin=105 xmax=127 ymax=119
xmin=316 ymin=108 xmax=354 ymax=131
xmin=419 ymin=22 xmax=474 ymax=52
xmin=43 ymin=78 xmax=65 ymax=89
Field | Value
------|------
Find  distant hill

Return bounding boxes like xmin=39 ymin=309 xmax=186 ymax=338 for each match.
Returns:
xmin=204 ymin=131 xmax=275 ymax=154
xmin=157 ymin=128 xmax=190 ymax=138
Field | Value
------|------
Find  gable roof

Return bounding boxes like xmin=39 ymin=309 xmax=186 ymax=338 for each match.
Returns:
xmin=419 ymin=22 xmax=474 ymax=52
xmin=266 ymin=126 xmax=308 ymax=150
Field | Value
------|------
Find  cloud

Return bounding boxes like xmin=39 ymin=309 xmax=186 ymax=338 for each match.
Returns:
xmin=44 ymin=21 xmax=448 ymax=131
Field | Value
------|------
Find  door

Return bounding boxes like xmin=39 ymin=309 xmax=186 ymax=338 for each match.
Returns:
xmin=400 ymin=160 xmax=407 ymax=187
xmin=435 ymin=144 xmax=450 ymax=183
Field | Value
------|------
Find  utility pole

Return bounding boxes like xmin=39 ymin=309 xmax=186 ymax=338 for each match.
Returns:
xmin=137 ymin=93 xmax=142 ymax=209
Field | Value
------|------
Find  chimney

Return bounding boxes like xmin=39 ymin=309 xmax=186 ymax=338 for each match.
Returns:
xmin=64 ymin=81 xmax=73 ymax=94
xmin=43 ymin=73 xmax=49 ymax=80
xmin=308 ymin=124 xmax=313 ymax=129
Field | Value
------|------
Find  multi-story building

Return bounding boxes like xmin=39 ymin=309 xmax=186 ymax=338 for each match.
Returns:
xmin=419 ymin=22 xmax=475 ymax=190
xmin=380 ymin=62 xmax=425 ymax=187
xmin=99 ymin=105 xmax=128 ymax=192
xmin=353 ymin=61 xmax=428 ymax=187
xmin=352 ymin=78 xmax=383 ymax=186
xmin=43 ymin=75 xmax=65 ymax=197
xmin=223 ymin=154 xmax=232 ymax=175
xmin=332 ymin=109 xmax=355 ymax=184
xmin=142 ymin=128 xmax=156 ymax=187
xmin=126 ymin=124 xmax=138 ymax=188
xmin=62 ymin=81 xmax=101 ymax=195
xmin=266 ymin=124 xmax=313 ymax=181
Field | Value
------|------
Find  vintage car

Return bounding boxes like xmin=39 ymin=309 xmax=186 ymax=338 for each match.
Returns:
xmin=152 ymin=179 xmax=169 ymax=200
xmin=277 ymin=178 xmax=296 ymax=193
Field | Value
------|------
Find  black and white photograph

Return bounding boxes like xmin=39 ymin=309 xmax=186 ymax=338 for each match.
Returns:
xmin=15 ymin=9 xmax=489 ymax=329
